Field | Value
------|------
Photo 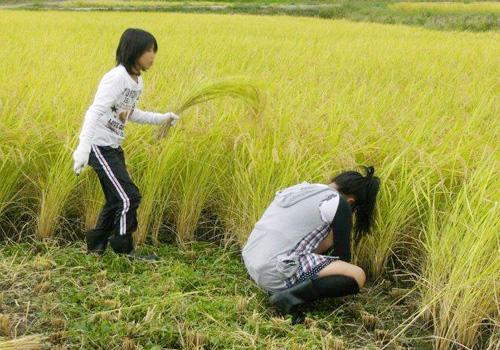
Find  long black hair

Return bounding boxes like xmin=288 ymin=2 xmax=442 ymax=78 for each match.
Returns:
xmin=331 ymin=165 xmax=380 ymax=243
xmin=115 ymin=28 xmax=158 ymax=76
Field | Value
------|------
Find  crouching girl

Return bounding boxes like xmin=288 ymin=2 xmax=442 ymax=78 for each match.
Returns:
xmin=242 ymin=166 xmax=380 ymax=323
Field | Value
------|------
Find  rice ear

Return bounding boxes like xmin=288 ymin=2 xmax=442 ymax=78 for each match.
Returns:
xmin=156 ymin=78 xmax=266 ymax=140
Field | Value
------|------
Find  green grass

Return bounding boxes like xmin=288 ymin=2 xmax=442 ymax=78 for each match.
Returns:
xmin=0 ymin=240 xmax=433 ymax=349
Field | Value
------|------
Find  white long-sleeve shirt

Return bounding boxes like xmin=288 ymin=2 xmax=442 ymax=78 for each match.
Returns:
xmin=76 ymin=63 xmax=169 ymax=154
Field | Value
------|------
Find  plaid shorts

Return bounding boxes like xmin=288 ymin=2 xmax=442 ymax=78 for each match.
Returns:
xmin=283 ymin=222 xmax=340 ymax=288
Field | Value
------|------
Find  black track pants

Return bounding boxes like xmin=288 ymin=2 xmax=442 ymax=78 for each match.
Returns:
xmin=87 ymin=144 xmax=142 ymax=253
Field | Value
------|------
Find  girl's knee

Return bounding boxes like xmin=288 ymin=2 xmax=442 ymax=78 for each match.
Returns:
xmin=123 ymin=187 xmax=141 ymax=207
xmin=352 ymin=266 xmax=366 ymax=289
xmin=130 ymin=193 xmax=141 ymax=206
xmin=127 ymin=186 xmax=142 ymax=206
xmin=317 ymin=260 xmax=366 ymax=288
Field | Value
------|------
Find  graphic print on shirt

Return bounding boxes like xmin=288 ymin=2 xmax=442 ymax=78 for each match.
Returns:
xmin=111 ymin=88 xmax=142 ymax=125
xmin=106 ymin=87 xmax=142 ymax=135
xmin=105 ymin=118 xmax=125 ymax=137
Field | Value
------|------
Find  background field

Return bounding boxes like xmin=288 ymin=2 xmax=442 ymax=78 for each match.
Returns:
xmin=0 ymin=9 xmax=499 ymax=350
xmin=5 ymin=0 xmax=500 ymax=31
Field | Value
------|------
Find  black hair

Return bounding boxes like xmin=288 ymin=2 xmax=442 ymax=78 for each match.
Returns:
xmin=115 ymin=28 xmax=158 ymax=76
xmin=330 ymin=165 xmax=380 ymax=243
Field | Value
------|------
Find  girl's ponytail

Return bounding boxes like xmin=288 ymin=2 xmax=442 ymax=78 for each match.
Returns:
xmin=331 ymin=165 xmax=380 ymax=244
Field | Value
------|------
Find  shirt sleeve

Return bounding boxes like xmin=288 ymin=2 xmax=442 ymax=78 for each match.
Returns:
xmin=319 ymin=192 xmax=340 ymax=223
xmin=129 ymin=107 xmax=169 ymax=125
xmin=75 ymin=71 xmax=124 ymax=154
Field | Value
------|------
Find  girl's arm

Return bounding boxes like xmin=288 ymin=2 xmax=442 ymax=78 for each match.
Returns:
xmin=319 ymin=192 xmax=353 ymax=262
xmin=128 ymin=107 xmax=170 ymax=125
xmin=328 ymin=197 xmax=352 ymax=262
xmin=75 ymin=71 xmax=124 ymax=154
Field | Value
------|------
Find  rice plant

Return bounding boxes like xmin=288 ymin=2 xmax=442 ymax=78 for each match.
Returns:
xmin=156 ymin=78 xmax=266 ymax=139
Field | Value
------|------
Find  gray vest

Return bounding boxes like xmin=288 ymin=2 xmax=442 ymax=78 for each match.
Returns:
xmin=242 ymin=181 xmax=340 ymax=291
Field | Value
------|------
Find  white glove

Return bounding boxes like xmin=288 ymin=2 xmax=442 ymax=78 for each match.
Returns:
xmin=165 ymin=112 xmax=180 ymax=127
xmin=72 ymin=149 xmax=89 ymax=176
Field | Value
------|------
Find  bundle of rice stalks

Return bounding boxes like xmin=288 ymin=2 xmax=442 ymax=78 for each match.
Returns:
xmin=156 ymin=78 xmax=266 ymax=139
xmin=0 ymin=334 xmax=45 ymax=350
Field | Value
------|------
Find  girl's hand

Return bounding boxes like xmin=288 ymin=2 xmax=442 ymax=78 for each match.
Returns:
xmin=164 ymin=112 xmax=180 ymax=127
xmin=72 ymin=149 xmax=89 ymax=176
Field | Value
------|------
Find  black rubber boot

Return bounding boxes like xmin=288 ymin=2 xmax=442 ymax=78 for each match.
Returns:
xmin=86 ymin=229 xmax=110 ymax=256
xmin=270 ymin=274 xmax=360 ymax=324
xmin=270 ymin=278 xmax=320 ymax=324
xmin=311 ymin=274 xmax=360 ymax=299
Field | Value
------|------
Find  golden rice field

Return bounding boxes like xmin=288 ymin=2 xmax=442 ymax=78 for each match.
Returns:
xmin=1 ymin=10 xmax=499 ymax=350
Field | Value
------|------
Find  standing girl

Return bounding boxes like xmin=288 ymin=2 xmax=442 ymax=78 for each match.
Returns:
xmin=72 ymin=28 xmax=179 ymax=259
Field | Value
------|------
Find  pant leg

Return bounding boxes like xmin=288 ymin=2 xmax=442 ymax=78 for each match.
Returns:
xmin=89 ymin=144 xmax=142 ymax=254
xmin=86 ymin=147 xmax=121 ymax=253
xmin=92 ymin=163 xmax=120 ymax=233
xmin=115 ymin=146 xmax=141 ymax=236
